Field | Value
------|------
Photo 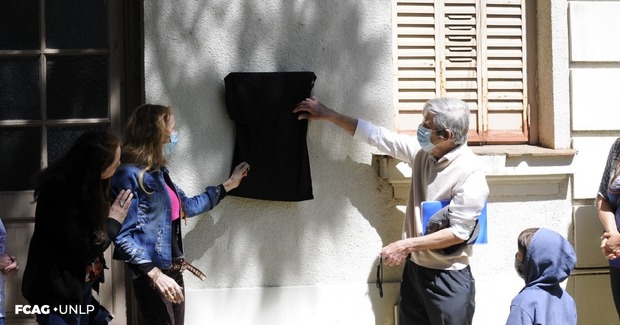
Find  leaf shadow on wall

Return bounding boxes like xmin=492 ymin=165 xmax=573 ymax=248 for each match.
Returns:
xmin=145 ymin=0 xmax=397 ymax=321
xmin=181 ymin=154 xmax=405 ymax=322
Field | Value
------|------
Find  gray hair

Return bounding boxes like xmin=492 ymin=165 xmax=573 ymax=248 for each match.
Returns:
xmin=422 ymin=97 xmax=470 ymax=145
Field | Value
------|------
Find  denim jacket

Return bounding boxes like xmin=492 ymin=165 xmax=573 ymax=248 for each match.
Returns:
xmin=111 ymin=165 xmax=222 ymax=272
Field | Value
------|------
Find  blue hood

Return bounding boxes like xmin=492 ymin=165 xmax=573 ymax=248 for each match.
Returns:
xmin=506 ymin=228 xmax=578 ymax=325
xmin=522 ymin=228 xmax=577 ymax=288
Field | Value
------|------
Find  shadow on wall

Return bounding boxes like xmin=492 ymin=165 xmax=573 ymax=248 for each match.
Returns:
xmin=181 ymin=154 xmax=404 ymax=278
xmin=143 ymin=0 xmax=391 ymax=164
xmin=145 ymin=0 xmax=395 ymax=322
xmin=181 ymin=153 xmax=405 ymax=321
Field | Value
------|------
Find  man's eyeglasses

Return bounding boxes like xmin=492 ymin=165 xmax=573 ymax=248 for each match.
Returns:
xmin=376 ymin=255 xmax=383 ymax=298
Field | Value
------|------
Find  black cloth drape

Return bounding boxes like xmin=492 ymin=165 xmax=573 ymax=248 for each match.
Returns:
xmin=224 ymin=72 xmax=316 ymax=201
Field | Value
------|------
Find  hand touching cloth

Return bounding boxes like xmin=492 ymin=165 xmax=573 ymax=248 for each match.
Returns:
xmin=223 ymin=162 xmax=250 ymax=192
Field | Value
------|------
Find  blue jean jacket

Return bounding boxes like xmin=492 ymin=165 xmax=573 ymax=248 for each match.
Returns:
xmin=111 ymin=165 xmax=222 ymax=271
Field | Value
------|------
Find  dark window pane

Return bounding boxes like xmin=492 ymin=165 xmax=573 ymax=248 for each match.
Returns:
xmin=45 ymin=0 xmax=107 ymax=49
xmin=0 ymin=57 xmax=40 ymax=120
xmin=0 ymin=127 xmax=40 ymax=191
xmin=46 ymin=56 xmax=108 ymax=119
xmin=0 ymin=0 xmax=39 ymax=50
xmin=47 ymin=125 xmax=108 ymax=164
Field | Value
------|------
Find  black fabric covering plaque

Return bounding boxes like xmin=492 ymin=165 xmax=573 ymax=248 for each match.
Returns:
xmin=225 ymin=72 xmax=316 ymax=201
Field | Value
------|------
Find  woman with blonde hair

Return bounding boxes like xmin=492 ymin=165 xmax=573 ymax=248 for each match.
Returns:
xmin=111 ymin=104 xmax=249 ymax=324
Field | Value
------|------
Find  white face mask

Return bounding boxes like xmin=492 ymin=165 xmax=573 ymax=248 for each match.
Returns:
xmin=163 ymin=130 xmax=179 ymax=157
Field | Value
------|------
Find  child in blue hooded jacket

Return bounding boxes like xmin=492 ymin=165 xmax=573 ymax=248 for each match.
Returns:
xmin=507 ymin=227 xmax=577 ymax=325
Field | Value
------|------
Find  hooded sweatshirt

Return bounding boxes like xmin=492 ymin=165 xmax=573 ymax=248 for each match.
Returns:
xmin=506 ymin=228 xmax=577 ymax=325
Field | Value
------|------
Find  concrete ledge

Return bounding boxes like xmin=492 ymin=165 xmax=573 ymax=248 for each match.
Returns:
xmin=375 ymin=150 xmax=574 ymax=199
xmin=470 ymin=144 xmax=576 ymax=157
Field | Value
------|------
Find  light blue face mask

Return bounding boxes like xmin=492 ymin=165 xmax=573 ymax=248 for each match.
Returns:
xmin=417 ymin=125 xmax=435 ymax=152
xmin=163 ymin=130 xmax=179 ymax=157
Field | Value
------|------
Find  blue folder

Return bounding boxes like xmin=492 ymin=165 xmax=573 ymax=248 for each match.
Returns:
xmin=421 ymin=200 xmax=488 ymax=244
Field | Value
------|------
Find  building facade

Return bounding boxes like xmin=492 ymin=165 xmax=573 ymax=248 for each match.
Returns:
xmin=2 ymin=0 xmax=620 ymax=324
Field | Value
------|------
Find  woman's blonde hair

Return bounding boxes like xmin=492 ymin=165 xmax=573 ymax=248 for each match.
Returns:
xmin=122 ymin=104 xmax=173 ymax=192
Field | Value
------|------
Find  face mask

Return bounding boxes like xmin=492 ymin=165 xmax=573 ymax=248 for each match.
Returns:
xmin=417 ymin=125 xmax=435 ymax=152
xmin=163 ymin=131 xmax=179 ymax=157
xmin=514 ymin=257 xmax=525 ymax=279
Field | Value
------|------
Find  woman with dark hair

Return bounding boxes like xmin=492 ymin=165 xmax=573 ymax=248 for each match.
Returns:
xmin=22 ymin=130 xmax=133 ymax=325
xmin=111 ymin=104 xmax=249 ymax=325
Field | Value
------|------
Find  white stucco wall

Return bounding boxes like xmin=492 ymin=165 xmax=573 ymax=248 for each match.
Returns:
xmin=142 ymin=1 xmax=619 ymax=324
xmin=569 ymin=1 xmax=620 ymax=324
xmin=144 ymin=1 xmax=402 ymax=324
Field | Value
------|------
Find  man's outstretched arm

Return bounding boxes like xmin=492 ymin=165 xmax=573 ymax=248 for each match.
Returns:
xmin=294 ymin=96 xmax=358 ymax=136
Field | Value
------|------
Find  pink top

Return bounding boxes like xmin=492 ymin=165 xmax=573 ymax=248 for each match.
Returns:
xmin=166 ymin=183 xmax=180 ymax=221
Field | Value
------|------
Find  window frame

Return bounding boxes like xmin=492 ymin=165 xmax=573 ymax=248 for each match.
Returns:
xmin=393 ymin=0 xmax=537 ymax=146
xmin=0 ymin=1 xmax=143 ymax=323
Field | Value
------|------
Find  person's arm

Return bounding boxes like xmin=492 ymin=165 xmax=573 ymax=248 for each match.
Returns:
xmin=180 ymin=162 xmax=250 ymax=218
xmin=110 ymin=168 xmax=154 ymax=265
xmin=106 ymin=189 xmax=133 ymax=241
xmin=598 ymin=195 xmax=620 ymax=259
xmin=293 ymin=96 xmax=358 ymax=136
xmin=295 ymin=97 xmax=420 ymax=163
xmin=598 ymin=195 xmax=618 ymax=234
xmin=147 ymin=266 xmax=184 ymax=304
xmin=380 ymin=230 xmax=464 ymax=267
xmin=381 ymin=167 xmax=489 ymax=266
xmin=443 ymin=170 xmax=489 ymax=243
xmin=105 ymin=218 xmax=122 ymax=242
xmin=596 ymin=138 xmax=620 ymax=259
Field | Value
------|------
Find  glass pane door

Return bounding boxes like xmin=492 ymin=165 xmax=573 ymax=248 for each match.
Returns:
xmin=0 ymin=0 xmax=128 ymax=323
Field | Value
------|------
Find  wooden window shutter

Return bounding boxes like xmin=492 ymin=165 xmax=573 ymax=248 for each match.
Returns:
xmin=396 ymin=0 xmax=528 ymax=144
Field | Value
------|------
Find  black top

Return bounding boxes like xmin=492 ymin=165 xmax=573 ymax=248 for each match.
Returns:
xmin=225 ymin=71 xmax=316 ymax=201
xmin=22 ymin=177 xmax=110 ymax=307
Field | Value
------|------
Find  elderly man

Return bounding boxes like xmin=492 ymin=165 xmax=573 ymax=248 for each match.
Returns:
xmin=294 ymin=97 xmax=489 ymax=325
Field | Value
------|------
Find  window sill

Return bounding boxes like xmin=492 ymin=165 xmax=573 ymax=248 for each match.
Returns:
xmin=470 ymin=144 xmax=576 ymax=157
xmin=374 ymin=145 xmax=576 ymax=199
